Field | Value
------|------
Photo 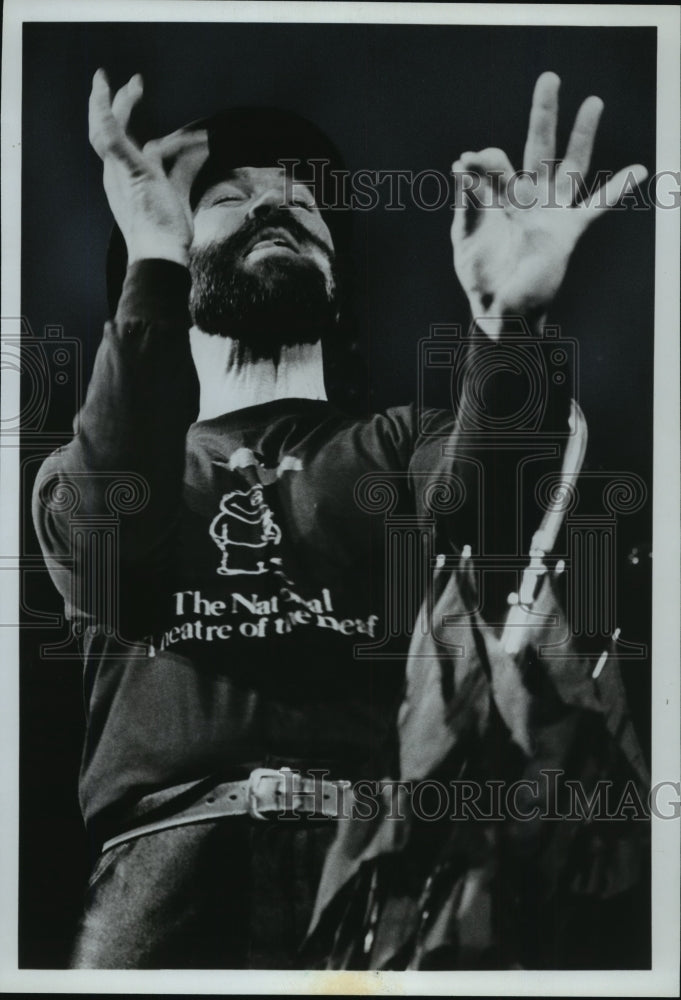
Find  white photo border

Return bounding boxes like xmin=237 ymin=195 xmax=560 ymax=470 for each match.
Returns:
xmin=1 ymin=1 xmax=679 ymax=995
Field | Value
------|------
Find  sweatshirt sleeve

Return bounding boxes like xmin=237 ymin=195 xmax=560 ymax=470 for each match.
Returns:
xmin=408 ymin=322 xmax=573 ymax=575
xmin=32 ymin=260 xmax=200 ymax=614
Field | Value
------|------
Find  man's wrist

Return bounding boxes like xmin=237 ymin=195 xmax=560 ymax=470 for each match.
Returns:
xmin=126 ymin=235 xmax=190 ymax=268
xmin=472 ymin=307 xmax=548 ymax=341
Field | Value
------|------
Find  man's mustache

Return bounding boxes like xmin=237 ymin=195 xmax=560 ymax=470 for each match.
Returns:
xmin=218 ymin=207 xmax=334 ymax=262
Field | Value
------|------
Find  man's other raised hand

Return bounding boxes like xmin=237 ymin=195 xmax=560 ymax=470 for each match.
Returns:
xmin=451 ymin=72 xmax=648 ymax=339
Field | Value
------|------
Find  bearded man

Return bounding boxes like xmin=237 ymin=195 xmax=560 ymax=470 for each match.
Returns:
xmin=32 ymin=68 xmax=647 ymax=969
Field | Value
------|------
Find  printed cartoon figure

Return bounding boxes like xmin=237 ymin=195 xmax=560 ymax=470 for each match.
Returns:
xmin=209 ymin=484 xmax=282 ymax=576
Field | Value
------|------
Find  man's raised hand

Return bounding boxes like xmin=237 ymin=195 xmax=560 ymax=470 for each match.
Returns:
xmin=89 ymin=69 xmax=206 ymax=267
xmin=451 ymin=72 xmax=648 ymax=340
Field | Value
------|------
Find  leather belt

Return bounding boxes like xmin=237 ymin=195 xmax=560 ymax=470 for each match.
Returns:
xmin=102 ymin=768 xmax=352 ymax=853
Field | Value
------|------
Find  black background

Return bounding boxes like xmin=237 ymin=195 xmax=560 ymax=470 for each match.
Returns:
xmin=20 ymin=21 xmax=655 ymax=967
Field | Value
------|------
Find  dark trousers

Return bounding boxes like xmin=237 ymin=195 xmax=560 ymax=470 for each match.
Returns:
xmin=70 ymin=816 xmax=336 ymax=968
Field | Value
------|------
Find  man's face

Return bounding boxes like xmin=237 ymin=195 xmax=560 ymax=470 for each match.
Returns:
xmin=192 ymin=165 xmax=335 ymax=288
xmin=188 ymin=165 xmax=339 ymax=359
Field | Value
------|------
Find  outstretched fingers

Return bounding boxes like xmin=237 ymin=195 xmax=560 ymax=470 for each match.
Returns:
xmin=110 ymin=73 xmax=144 ymax=131
xmin=558 ymin=95 xmax=604 ymax=186
xmin=88 ymin=69 xmax=144 ymax=169
xmin=88 ymin=68 xmax=114 ymax=156
xmin=523 ymin=71 xmax=560 ymax=176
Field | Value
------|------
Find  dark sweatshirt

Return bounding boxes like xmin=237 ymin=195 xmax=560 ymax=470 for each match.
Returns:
xmin=32 ymin=259 xmax=569 ymax=838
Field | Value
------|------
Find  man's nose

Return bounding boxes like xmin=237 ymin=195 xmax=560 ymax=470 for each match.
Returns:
xmin=246 ymin=187 xmax=286 ymax=220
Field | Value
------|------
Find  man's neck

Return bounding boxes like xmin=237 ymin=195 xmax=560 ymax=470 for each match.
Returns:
xmin=189 ymin=326 xmax=328 ymax=420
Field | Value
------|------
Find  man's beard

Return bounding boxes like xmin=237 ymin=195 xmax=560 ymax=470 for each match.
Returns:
xmin=188 ymin=211 xmax=339 ymax=363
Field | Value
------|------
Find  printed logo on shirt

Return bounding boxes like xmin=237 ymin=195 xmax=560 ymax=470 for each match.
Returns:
xmin=151 ymin=446 xmax=382 ymax=653
xmin=209 ymin=484 xmax=281 ymax=576
xmin=208 ymin=448 xmax=302 ymax=577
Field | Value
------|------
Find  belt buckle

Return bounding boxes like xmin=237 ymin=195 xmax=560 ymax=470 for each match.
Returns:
xmin=247 ymin=766 xmax=291 ymax=820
